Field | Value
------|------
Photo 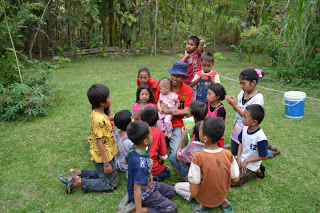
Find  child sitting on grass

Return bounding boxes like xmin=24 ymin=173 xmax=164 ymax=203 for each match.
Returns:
xmin=170 ymin=121 xmax=204 ymax=182
xmin=58 ymin=84 xmax=118 ymax=194
xmin=136 ymin=67 xmax=160 ymax=103
xmin=125 ymin=121 xmax=178 ymax=213
xmin=189 ymin=117 xmax=239 ymax=213
xmin=231 ymin=104 xmax=268 ymax=187
xmin=141 ymin=107 xmax=171 ymax=182
xmin=114 ymin=110 xmax=134 ymax=172
xmin=191 ymin=52 xmax=220 ymax=104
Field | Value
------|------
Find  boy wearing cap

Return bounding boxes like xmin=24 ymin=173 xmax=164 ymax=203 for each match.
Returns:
xmin=157 ymin=61 xmax=193 ymax=158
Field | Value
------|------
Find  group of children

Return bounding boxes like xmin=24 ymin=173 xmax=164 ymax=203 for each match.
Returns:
xmin=58 ymin=35 xmax=280 ymax=213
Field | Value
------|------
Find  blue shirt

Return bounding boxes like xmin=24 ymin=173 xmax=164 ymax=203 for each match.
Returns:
xmin=126 ymin=150 xmax=155 ymax=202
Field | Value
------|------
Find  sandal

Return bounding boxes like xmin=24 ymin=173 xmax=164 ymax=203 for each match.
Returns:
xmin=192 ymin=203 xmax=210 ymax=213
xmin=66 ymin=174 xmax=76 ymax=194
xmin=118 ymin=202 xmax=136 ymax=213
xmin=221 ymin=202 xmax=234 ymax=213
xmin=256 ymin=164 xmax=265 ymax=179
xmin=58 ymin=176 xmax=67 ymax=185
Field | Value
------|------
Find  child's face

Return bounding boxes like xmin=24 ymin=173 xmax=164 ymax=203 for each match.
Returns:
xmin=102 ymin=94 xmax=111 ymax=109
xmin=242 ymin=109 xmax=256 ymax=126
xmin=159 ymin=83 xmax=170 ymax=95
xmin=145 ymin=128 xmax=153 ymax=146
xmin=201 ymin=60 xmax=214 ymax=73
xmin=239 ymin=78 xmax=256 ymax=93
xmin=139 ymin=71 xmax=150 ymax=84
xmin=185 ymin=39 xmax=197 ymax=54
xmin=139 ymin=89 xmax=150 ymax=103
xmin=207 ymin=89 xmax=219 ymax=104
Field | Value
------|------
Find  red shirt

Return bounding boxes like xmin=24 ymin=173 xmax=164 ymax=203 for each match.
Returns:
xmin=180 ymin=50 xmax=202 ymax=84
xmin=149 ymin=127 xmax=167 ymax=176
xmin=171 ymin=83 xmax=193 ymax=128
xmin=136 ymin=78 xmax=160 ymax=103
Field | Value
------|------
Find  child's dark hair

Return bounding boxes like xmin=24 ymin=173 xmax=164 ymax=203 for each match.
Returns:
xmin=202 ymin=117 xmax=225 ymax=143
xmin=193 ymin=121 xmax=202 ymax=141
xmin=190 ymin=101 xmax=208 ymax=122
xmin=141 ymin=107 xmax=158 ymax=127
xmin=114 ymin=110 xmax=132 ymax=131
xmin=137 ymin=67 xmax=150 ymax=78
xmin=207 ymin=84 xmax=226 ymax=101
xmin=239 ymin=68 xmax=264 ymax=84
xmin=246 ymin=104 xmax=265 ymax=124
xmin=200 ymin=52 xmax=215 ymax=63
xmin=188 ymin=35 xmax=200 ymax=46
xmin=158 ymin=77 xmax=172 ymax=90
xmin=136 ymin=85 xmax=154 ymax=103
xmin=87 ymin=84 xmax=110 ymax=109
xmin=127 ymin=120 xmax=150 ymax=145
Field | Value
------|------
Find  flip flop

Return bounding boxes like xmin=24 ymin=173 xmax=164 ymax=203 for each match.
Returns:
xmin=58 ymin=176 xmax=67 ymax=185
xmin=66 ymin=174 xmax=76 ymax=194
xmin=221 ymin=202 xmax=234 ymax=213
xmin=192 ymin=203 xmax=210 ymax=213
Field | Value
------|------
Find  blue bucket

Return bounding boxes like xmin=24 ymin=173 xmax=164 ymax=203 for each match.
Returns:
xmin=282 ymin=91 xmax=306 ymax=119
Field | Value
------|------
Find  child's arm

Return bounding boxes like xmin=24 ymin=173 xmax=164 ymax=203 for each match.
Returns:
xmin=176 ymin=127 xmax=188 ymax=159
xmin=180 ymin=51 xmax=189 ymax=62
xmin=240 ymin=155 xmax=268 ymax=174
xmin=157 ymin=99 xmax=163 ymax=113
xmin=96 ymin=138 xmax=112 ymax=174
xmin=134 ymin=183 xmax=143 ymax=213
xmin=188 ymin=157 xmax=201 ymax=197
xmin=236 ymin=143 xmax=243 ymax=166
xmin=198 ymin=39 xmax=205 ymax=53
xmin=191 ymin=73 xmax=205 ymax=87
xmin=226 ymin=95 xmax=244 ymax=117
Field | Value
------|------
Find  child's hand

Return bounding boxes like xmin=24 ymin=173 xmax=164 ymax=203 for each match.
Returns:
xmin=104 ymin=163 xmax=113 ymax=174
xmin=200 ymin=73 xmax=206 ymax=79
xmin=132 ymin=114 xmax=141 ymax=121
xmin=207 ymin=74 xmax=212 ymax=80
xmin=237 ymin=157 xmax=241 ymax=167
xmin=240 ymin=160 xmax=248 ymax=173
xmin=181 ymin=127 xmax=187 ymax=137
xmin=184 ymin=51 xmax=190 ymax=57
xmin=108 ymin=114 xmax=115 ymax=121
xmin=226 ymin=95 xmax=236 ymax=106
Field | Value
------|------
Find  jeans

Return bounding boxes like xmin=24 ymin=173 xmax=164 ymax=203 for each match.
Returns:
xmin=169 ymin=127 xmax=182 ymax=155
xmin=81 ymin=160 xmax=118 ymax=193
xmin=170 ymin=153 xmax=190 ymax=182
xmin=142 ymin=182 xmax=178 ymax=213
xmin=155 ymin=166 xmax=171 ymax=182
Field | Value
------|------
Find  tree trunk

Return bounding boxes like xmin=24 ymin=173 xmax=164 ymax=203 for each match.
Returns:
xmin=109 ymin=0 xmax=115 ymax=46
xmin=171 ymin=0 xmax=178 ymax=49
xmin=153 ymin=0 xmax=158 ymax=55
xmin=29 ymin=0 xmax=52 ymax=59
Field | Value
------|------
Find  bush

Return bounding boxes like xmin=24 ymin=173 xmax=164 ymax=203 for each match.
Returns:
xmin=0 ymin=62 xmax=56 ymax=121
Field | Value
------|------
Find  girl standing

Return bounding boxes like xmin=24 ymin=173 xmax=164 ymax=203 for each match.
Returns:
xmin=206 ymin=83 xmax=227 ymax=148
xmin=226 ymin=69 xmax=280 ymax=157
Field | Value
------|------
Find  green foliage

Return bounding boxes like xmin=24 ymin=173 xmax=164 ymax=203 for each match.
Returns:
xmin=100 ymin=45 xmax=108 ymax=57
xmin=53 ymin=56 xmax=71 ymax=66
xmin=0 ymin=62 xmax=56 ymax=121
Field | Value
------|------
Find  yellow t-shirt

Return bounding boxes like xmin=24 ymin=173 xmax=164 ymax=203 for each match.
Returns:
xmin=89 ymin=110 xmax=118 ymax=163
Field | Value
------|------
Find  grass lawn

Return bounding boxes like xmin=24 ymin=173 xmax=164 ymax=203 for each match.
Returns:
xmin=1 ymin=52 xmax=319 ymax=212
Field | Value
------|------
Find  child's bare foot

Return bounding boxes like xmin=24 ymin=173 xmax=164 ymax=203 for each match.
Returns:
xmin=66 ymin=175 xmax=81 ymax=194
xmin=68 ymin=169 xmax=81 ymax=179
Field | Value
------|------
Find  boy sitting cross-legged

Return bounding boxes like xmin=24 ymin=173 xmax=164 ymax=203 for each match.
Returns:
xmin=125 ymin=121 xmax=178 ymax=213
xmin=231 ymin=104 xmax=268 ymax=187
xmin=189 ymin=117 xmax=239 ymax=213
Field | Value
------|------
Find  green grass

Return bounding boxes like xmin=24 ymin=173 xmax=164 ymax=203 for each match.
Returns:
xmin=1 ymin=52 xmax=320 ymax=212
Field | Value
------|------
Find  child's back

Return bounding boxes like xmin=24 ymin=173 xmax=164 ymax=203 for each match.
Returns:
xmin=189 ymin=149 xmax=236 ymax=207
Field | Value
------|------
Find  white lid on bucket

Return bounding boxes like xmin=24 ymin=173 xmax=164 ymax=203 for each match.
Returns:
xmin=284 ymin=91 xmax=306 ymax=101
